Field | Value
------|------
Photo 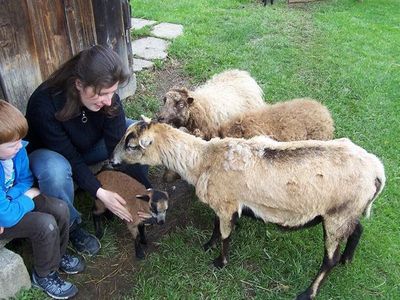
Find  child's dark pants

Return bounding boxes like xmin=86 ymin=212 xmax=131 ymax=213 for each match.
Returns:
xmin=0 ymin=194 xmax=69 ymax=277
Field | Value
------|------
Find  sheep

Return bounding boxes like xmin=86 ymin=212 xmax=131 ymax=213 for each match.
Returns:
xmin=163 ymin=97 xmax=334 ymax=182
xmin=156 ymin=69 xmax=265 ymax=140
xmin=157 ymin=69 xmax=265 ymax=182
xmin=219 ymin=98 xmax=334 ymax=141
xmin=111 ymin=117 xmax=385 ymax=299
xmin=263 ymin=0 xmax=273 ymax=5
xmin=93 ymin=170 xmax=169 ymax=259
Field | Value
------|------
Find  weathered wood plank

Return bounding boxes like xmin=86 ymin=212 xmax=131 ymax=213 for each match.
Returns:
xmin=26 ymin=0 xmax=72 ymax=80
xmin=92 ymin=0 xmax=135 ymax=98
xmin=0 ymin=0 xmax=43 ymax=112
xmin=64 ymin=0 xmax=97 ymax=54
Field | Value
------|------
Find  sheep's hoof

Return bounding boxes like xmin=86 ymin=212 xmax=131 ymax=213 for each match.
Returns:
xmin=212 ymin=256 xmax=227 ymax=269
xmin=203 ymin=241 xmax=216 ymax=252
xmin=340 ymin=255 xmax=353 ymax=265
xmin=296 ymin=289 xmax=312 ymax=300
xmin=140 ymin=238 xmax=148 ymax=245
xmin=135 ymin=249 xmax=145 ymax=260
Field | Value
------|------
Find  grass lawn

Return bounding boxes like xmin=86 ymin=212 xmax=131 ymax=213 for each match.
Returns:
xmin=15 ymin=0 xmax=399 ymax=299
xmin=125 ymin=0 xmax=399 ymax=299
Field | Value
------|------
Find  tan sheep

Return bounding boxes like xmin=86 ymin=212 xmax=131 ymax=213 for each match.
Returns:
xmin=112 ymin=118 xmax=385 ymax=299
xmin=93 ymin=170 xmax=169 ymax=259
xmin=156 ymin=69 xmax=265 ymax=140
xmin=219 ymin=98 xmax=334 ymax=141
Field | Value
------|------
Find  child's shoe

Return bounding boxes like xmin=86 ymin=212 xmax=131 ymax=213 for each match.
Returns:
xmin=32 ymin=270 xmax=78 ymax=299
xmin=59 ymin=254 xmax=85 ymax=274
xmin=69 ymin=225 xmax=101 ymax=256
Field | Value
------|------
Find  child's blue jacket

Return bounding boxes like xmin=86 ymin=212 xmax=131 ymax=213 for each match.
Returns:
xmin=0 ymin=141 xmax=35 ymax=227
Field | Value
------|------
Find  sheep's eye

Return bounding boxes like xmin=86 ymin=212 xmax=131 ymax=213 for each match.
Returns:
xmin=127 ymin=145 xmax=140 ymax=151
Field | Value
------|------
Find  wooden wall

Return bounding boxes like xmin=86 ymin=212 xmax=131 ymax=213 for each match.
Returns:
xmin=0 ymin=0 xmax=132 ymax=113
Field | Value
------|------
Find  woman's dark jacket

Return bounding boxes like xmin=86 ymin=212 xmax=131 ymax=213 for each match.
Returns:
xmin=25 ymin=85 xmax=126 ymax=198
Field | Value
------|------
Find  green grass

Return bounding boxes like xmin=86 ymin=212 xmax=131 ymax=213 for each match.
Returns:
xmin=124 ymin=0 xmax=400 ymax=299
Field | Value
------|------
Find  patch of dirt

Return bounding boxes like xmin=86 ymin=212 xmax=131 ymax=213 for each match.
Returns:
xmin=10 ymin=60 xmax=201 ymax=300
xmin=152 ymin=58 xmax=194 ymax=99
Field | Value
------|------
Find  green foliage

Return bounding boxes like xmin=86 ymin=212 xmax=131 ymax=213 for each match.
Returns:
xmin=131 ymin=26 xmax=152 ymax=39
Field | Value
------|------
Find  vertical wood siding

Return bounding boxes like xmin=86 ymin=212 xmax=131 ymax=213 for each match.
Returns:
xmin=0 ymin=0 xmax=129 ymax=113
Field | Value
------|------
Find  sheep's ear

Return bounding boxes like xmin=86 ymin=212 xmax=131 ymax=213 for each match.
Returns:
xmin=138 ymin=136 xmax=153 ymax=149
xmin=140 ymin=115 xmax=152 ymax=124
xmin=136 ymin=194 xmax=150 ymax=202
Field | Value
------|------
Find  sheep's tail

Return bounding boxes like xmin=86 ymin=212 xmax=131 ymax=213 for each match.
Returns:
xmin=364 ymin=176 xmax=385 ymax=218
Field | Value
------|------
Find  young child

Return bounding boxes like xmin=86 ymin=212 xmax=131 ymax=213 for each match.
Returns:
xmin=0 ymin=99 xmax=84 ymax=299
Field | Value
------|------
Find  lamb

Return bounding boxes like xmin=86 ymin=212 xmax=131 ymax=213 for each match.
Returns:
xmin=219 ymin=98 xmax=334 ymax=141
xmin=93 ymin=170 xmax=169 ymax=259
xmin=156 ymin=69 xmax=265 ymax=140
xmin=112 ymin=117 xmax=385 ymax=299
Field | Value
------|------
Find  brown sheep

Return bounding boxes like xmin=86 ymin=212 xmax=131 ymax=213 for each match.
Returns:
xmin=219 ymin=98 xmax=334 ymax=141
xmin=93 ymin=170 xmax=169 ymax=259
xmin=112 ymin=118 xmax=385 ymax=299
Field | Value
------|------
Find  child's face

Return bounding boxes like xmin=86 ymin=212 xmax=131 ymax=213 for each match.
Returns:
xmin=0 ymin=140 xmax=22 ymax=160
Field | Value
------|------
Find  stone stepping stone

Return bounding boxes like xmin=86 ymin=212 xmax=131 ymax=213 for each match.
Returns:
xmin=132 ymin=37 xmax=169 ymax=60
xmin=131 ymin=18 xmax=156 ymax=30
xmin=151 ymin=23 xmax=184 ymax=39
xmin=133 ymin=58 xmax=154 ymax=72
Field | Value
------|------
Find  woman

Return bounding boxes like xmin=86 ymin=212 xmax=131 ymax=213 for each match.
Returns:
xmin=25 ymin=45 xmax=151 ymax=256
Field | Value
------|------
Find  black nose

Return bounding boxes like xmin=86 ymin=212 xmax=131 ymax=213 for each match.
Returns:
xmin=157 ymin=220 xmax=165 ymax=225
xmin=109 ymin=159 xmax=120 ymax=167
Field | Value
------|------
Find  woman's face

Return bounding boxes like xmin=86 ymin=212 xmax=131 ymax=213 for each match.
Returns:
xmin=75 ymin=80 xmax=119 ymax=112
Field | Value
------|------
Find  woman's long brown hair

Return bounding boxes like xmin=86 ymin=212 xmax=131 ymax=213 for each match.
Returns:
xmin=44 ymin=45 xmax=130 ymax=121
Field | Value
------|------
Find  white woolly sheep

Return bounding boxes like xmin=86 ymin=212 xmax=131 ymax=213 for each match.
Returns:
xmin=93 ymin=170 xmax=169 ymax=259
xmin=219 ymin=98 xmax=334 ymax=141
xmin=112 ymin=118 xmax=385 ymax=299
xmin=156 ymin=69 xmax=265 ymax=140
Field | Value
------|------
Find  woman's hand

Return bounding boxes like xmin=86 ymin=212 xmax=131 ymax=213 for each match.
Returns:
xmin=96 ymin=187 xmax=133 ymax=222
xmin=24 ymin=187 xmax=40 ymax=199
xmin=0 ymin=227 xmax=4 ymax=235
xmin=137 ymin=211 xmax=152 ymax=223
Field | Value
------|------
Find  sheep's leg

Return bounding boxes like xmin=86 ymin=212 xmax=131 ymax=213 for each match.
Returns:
xmin=213 ymin=213 xmax=238 ymax=269
xmin=138 ymin=223 xmax=147 ymax=245
xmin=127 ymin=225 xmax=145 ymax=259
xmin=340 ymin=221 xmax=363 ymax=264
xmin=93 ymin=199 xmax=106 ymax=239
xmin=296 ymin=221 xmax=341 ymax=300
xmin=93 ymin=212 xmax=104 ymax=239
xmin=203 ymin=216 xmax=221 ymax=251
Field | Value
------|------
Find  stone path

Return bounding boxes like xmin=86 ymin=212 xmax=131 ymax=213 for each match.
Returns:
xmin=131 ymin=18 xmax=184 ymax=72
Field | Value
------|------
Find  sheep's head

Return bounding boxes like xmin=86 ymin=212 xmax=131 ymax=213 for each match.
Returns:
xmin=156 ymin=88 xmax=193 ymax=127
xmin=112 ymin=115 xmax=158 ymax=166
xmin=136 ymin=188 xmax=169 ymax=225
